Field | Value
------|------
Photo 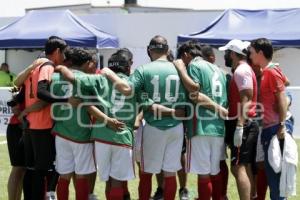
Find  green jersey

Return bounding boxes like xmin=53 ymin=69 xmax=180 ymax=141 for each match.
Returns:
xmin=186 ymin=57 xmax=228 ymax=138
xmin=51 ymin=70 xmax=91 ymax=142
xmin=130 ymin=59 xmax=187 ymax=130
xmin=75 ymin=73 xmax=140 ymax=147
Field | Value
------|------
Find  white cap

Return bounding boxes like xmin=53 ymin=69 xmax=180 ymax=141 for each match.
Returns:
xmin=218 ymin=39 xmax=250 ymax=56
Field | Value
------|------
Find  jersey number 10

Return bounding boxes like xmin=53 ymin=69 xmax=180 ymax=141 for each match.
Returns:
xmin=150 ymin=75 xmax=180 ymax=103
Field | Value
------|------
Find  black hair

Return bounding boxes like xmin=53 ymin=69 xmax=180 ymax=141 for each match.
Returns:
xmin=108 ymin=50 xmax=132 ymax=75
xmin=63 ymin=47 xmax=74 ymax=63
xmin=70 ymin=48 xmax=92 ymax=67
xmin=148 ymin=35 xmax=169 ymax=54
xmin=201 ymin=45 xmax=214 ymax=59
xmin=250 ymin=38 xmax=273 ymax=60
xmin=117 ymin=48 xmax=133 ymax=61
xmin=177 ymin=40 xmax=202 ymax=59
xmin=44 ymin=36 xmax=67 ymax=55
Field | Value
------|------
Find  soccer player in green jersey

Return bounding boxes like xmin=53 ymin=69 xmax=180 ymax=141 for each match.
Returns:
xmin=55 ymin=48 xmax=143 ymax=200
xmin=51 ymin=48 xmax=97 ymax=200
xmin=130 ymin=36 xmax=187 ymax=200
xmin=174 ymin=41 xmax=228 ymax=200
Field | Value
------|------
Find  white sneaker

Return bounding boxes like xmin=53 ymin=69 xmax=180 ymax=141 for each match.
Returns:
xmin=46 ymin=191 xmax=56 ymax=200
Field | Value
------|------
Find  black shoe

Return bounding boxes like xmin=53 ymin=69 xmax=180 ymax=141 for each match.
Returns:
xmin=179 ymin=188 xmax=189 ymax=200
xmin=151 ymin=187 xmax=163 ymax=200
xmin=123 ymin=193 xmax=131 ymax=200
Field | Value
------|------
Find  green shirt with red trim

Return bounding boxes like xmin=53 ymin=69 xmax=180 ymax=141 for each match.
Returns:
xmin=51 ymin=70 xmax=92 ymax=142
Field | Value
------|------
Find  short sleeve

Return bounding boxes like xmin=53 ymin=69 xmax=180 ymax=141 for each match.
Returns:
xmin=38 ymin=65 xmax=54 ymax=82
xmin=233 ymin=67 xmax=253 ymax=91
xmin=268 ymin=68 xmax=285 ymax=93
xmin=129 ymin=66 xmax=144 ymax=93
xmin=187 ymin=64 xmax=201 ymax=84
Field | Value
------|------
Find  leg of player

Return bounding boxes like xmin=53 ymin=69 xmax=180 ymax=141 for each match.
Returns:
xmin=163 ymin=171 xmax=177 ymax=200
xmin=108 ymin=177 xmax=124 ymax=200
xmin=178 ymin=152 xmax=189 ymax=200
xmin=7 ymin=166 xmax=26 ymax=200
xmin=256 ymin=162 xmax=268 ymax=200
xmin=56 ymin=173 xmax=73 ymax=200
xmin=152 ymin=172 xmax=164 ymax=200
xmin=246 ymin=164 xmax=256 ymax=199
xmin=231 ymin=164 xmax=251 ymax=200
xmin=198 ymin=174 xmax=212 ymax=200
xmin=139 ymin=171 xmax=153 ymax=200
xmin=123 ymin=181 xmax=131 ymax=200
xmin=46 ymin=169 xmax=59 ymax=200
xmin=220 ymin=160 xmax=229 ymax=200
xmin=75 ymin=174 xmax=90 ymax=200
xmin=88 ymin=172 xmax=98 ymax=200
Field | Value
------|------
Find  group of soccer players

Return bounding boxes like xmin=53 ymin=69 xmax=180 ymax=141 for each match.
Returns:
xmin=6 ymin=34 xmax=293 ymax=200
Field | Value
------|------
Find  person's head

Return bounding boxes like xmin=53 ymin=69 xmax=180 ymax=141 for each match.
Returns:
xmin=44 ymin=36 xmax=68 ymax=65
xmin=177 ymin=40 xmax=202 ymax=66
xmin=69 ymin=48 xmax=92 ymax=72
xmin=147 ymin=35 xmax=169 ymax=61
xmin=249 ymin=38 xmax=273 ymax=67
xmin=0 ymin=63 xmax=9 ymax=73
xmin=108 ymin=49 xmax=132 ymax=76
xmin=219 ymin=39 xmax=249 ymax=68
xmin=84 ymin=50 xmax=99 ymax=74
xmin=118 ymin=48 xmax=133 ymax=66
xmin=201 ymin=45 xmax=215 ymax=64
xmin=63 ymin=47 xmax=74 ymax=67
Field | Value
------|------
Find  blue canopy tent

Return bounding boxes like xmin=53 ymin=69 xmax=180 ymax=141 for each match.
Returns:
xmin=178 ymin=9 xmax=300 ymax=47
xmin=0 ymin=10 xmax=119 ymax=49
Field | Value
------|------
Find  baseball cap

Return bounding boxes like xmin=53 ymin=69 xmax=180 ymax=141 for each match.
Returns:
xmin=219 ymin=39 xmax=250 ymax=56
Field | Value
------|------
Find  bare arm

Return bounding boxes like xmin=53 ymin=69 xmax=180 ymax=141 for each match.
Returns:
xmin=173 ymin=59 xmax=199 ymax=96
xmin=195 ymin=93 xmax=228 ymax=118
xmin=149 ymin=103 xmax=185 ymax=118
xmin=87 ymin=106 xmax=125 ymax=131
xmin=14 ymin=58 xmax=48 ymax=87
xmin=102 ymin=67 xmax=132 ymax=96
xmin=55 ymin=65 xmax=75 ymax=83
xmin=134 ymin=111 xmax=143 ymax=130
xmin=275 ymin=90 xmax=287 ymax=139
xmin=237 ymin=89 xmax=253 ymax=127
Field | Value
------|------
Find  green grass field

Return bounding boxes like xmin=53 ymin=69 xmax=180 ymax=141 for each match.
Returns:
xmin=0 ymin=136 xmax=299 ymax=200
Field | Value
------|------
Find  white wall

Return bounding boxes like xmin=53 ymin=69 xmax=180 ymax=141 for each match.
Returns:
xmin=6 ymin=50 xmax=42 ymax=74
xmin=273 ymin=48 xmax=300 ymax=138
xmin=80 ymin=11 xmax=221 ymax=69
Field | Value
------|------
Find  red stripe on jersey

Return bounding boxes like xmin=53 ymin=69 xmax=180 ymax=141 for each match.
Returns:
xmin=52 ymin=131 xmax=93 ymax=144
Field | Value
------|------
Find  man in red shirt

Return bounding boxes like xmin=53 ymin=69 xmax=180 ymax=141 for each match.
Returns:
xmin=249 ymin=38 xmax=287 ymax=200
xmin=219 ymin=39 xmax=258 ymax=200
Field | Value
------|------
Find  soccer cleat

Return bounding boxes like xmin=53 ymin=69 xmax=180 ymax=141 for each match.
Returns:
xmin=179 ymin=188 xmax=189 ymax=200
xmin=151 ymin=187 xmax=163 ymax=200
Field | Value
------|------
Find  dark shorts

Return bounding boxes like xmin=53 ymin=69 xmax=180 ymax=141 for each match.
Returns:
xmin=23 ymin=129 xmax=56 ymax=170
xmin=6 ymin=124 xmax=25 ymax=166
xmin=225 ymin=120 xmax=259 ymax=166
